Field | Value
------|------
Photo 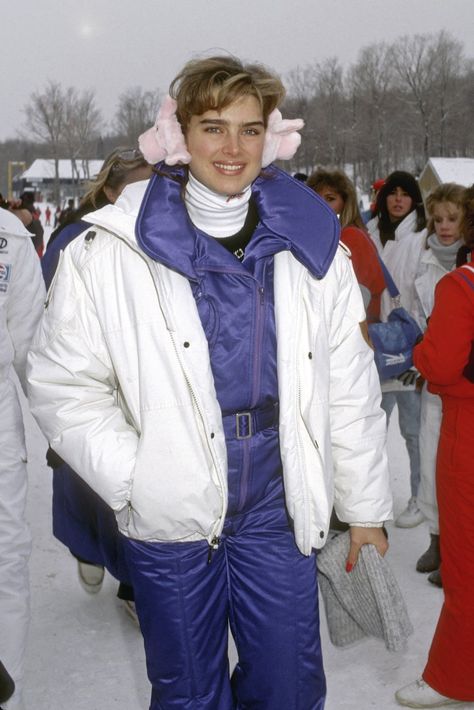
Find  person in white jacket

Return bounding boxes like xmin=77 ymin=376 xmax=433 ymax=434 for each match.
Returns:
xmin=27 ymin=55 xmax=392 ymax=710
xmin=367 ymin=171 xmax=427 ymax=529
xmin=413 ymin=183 xmax=466 ymax=587
xmin=0 ymin=207 xmax=45 ymax=710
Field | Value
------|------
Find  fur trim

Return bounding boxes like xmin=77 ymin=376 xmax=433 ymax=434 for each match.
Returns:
xmin=261 ymin=109 xmax=304 ymax=168
xmin=138 ymin=95 xmax=191 ymax=166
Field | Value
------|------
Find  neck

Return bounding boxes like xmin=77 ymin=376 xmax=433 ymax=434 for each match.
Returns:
xmin=184 ymin=172 xmax=251 ymax=238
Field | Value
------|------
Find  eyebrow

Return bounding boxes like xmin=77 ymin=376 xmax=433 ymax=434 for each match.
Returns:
xmin=199 ymin=118 xmax=265 ymax=128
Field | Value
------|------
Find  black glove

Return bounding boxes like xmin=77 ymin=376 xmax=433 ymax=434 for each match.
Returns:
xmin=45 ymin=447 xmax=64 ymax=469
xmin=397 ymin=369 xmax=418 ymax=387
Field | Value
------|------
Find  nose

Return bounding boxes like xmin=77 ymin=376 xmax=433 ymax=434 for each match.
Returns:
xmin=222 ymin=131 xmax=240 ymax=156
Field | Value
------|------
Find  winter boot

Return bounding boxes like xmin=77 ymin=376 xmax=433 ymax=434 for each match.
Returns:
xmin=428 ymin=568 xmax=443 ymax=588
xmin=416 ymin=534 xmax=441 ymax=573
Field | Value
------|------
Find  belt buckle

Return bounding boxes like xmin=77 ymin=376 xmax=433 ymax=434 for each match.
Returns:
xmin=236 ymin=412 xmax=252 ymax=439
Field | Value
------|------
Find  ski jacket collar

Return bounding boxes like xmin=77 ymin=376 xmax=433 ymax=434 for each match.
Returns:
xmin=135 ymin=164 xmax=339 ymax=280
xmin=83 ymin=166 xmax=340 ymax=281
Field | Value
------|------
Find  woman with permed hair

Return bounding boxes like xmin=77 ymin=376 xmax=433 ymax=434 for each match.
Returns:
xmin=307 ymin=168 xmax=385 ymax=324
xmin=396 ymin=184 xmax=474 ymax=708
xmin=27 ymin=55 xmax=392 ymax=709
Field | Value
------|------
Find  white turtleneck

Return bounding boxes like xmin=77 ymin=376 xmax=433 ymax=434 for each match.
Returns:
xmin=184 ymin=171 xmax=251 ymax=239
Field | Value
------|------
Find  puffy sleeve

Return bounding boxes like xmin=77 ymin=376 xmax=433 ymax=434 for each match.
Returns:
xmin=328 ymin=251 xmax=393 ymax=524
xmin=27 ymin=244 xmax=139 ymax=511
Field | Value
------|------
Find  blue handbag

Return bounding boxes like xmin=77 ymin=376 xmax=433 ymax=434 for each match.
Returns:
xmin=368 ymin=259 xmax=422 ymax=381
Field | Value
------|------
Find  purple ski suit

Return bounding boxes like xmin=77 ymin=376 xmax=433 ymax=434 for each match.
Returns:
xmin=121 ymin=165 xmax=339 ymax=709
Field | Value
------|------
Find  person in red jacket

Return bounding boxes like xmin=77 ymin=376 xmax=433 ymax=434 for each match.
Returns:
xmin=396 ymin=184 xmax=474 ymax=708
xmin=307 ymin=168 xmax=385 ymax=324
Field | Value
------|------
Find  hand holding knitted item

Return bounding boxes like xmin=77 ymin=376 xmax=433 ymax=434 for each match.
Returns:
xmin=261 ymin=109 xmax=304 ymax=168
xmin=138 ymin=95 xmax=191 ymax=166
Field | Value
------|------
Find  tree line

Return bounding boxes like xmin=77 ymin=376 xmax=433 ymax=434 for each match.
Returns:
xmin=1 ymin=30 xmax=472 ymax=199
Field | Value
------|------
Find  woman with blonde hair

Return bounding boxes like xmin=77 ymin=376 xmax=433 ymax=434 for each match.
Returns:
xmin=28 ymin=55 xmax=391 ymax=709
xmin=413 ymin=183 xmax=466 ymax=586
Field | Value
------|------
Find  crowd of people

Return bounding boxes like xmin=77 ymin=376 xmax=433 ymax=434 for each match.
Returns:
xmin=1 ymin=53 xmax=473 ymax=710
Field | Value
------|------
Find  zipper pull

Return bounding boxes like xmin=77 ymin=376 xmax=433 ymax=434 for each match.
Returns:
xmin=84 ymin=230 xmax=96 ymax=250
xmin=259 ymin=286 xmax=264 ymax=305
xmin=207 ymin=536 xmax=220 ymax=565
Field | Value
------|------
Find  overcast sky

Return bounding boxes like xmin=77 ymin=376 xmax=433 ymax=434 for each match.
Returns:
xmin=1 ymin=0 xmax=473 ymax=141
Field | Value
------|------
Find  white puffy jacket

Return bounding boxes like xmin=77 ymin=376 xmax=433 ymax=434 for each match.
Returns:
xmin=367 ymin=211 xmax=427 ymax=391
xmin=27 ymin=181 xmax=392 ymax=555
xmin=0 ymin=208 xmax=45 ymax=391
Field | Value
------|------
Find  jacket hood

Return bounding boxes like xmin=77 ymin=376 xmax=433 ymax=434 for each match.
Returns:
xmin=84 ymin=166 xmax=340 ymax=281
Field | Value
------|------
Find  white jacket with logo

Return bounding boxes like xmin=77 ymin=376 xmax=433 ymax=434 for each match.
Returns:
xmin=0 ymin=208 xmax=45 ymax=392
xmin=27 ymin=181 xmax=392 ymax=556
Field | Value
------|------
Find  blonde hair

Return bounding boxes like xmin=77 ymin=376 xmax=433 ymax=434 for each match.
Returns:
xmin=425 ymin=183 xmax=466 ymax=235
xmin=81 ymin=148 xmax=149 ymax=210
xmin=170 ymin=55 xmax=286 ymax=131
xmin=306 ymin=168 xmax=365 ymax=229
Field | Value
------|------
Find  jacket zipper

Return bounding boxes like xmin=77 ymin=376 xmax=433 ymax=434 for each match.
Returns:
xmin=294 ymin=268 xmax=312 ymax=553
xmin=237 ymin=273 xmax=266 ymax=511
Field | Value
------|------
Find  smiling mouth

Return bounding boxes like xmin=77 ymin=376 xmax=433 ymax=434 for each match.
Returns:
xmin=214 ymin=162 xmax=245 ymax=173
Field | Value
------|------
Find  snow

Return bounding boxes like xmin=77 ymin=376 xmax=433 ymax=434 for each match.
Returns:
xmin=425 ymin=157 xmax=474 ymax=187
xmin=20 ymin=160 xmax=104 ymax=182
xmin=19 ymin=222 xmax=473 ymax=708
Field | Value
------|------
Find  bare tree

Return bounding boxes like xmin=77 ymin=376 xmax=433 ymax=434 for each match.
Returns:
xmin=429 ymin=31 xmax=465 ymax=155
xmin=63 ymin=88 xmax=102 ymax=195
xmin=313 ymin=57 xmax=346 ymax=167
xmin=348 ymin=42 xmax=397 ymax=182
xmin=390 ymin=31 xmax=465 ymax=163
xmin=284 ymin=65 xmax=318 ymax=173
xmin=115 ymin=87 xmax=162 ymax=144
xmin=24 ymin=81 xmax=65 ymax=202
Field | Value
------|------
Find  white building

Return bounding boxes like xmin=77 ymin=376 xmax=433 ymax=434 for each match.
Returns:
xmin=15 ymin=159 xmax=104 ymax=205
xmin=418 ymin=157 xmax=474 ymax=199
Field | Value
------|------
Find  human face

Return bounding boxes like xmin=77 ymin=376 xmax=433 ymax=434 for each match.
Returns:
xmin=386 ymin=187 xmax=413 ymax=222
xmin=432 ymin=201 xmax=462 ymax=246
xmin=185 ymin=95 xmax=265 ymax=196
xmin=318 ymin=186 xmax=345 ymax=216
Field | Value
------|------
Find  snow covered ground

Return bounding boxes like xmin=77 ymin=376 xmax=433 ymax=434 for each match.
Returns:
xmin=22 ymin=397 xmax=471 ymax=710
xmin=18 ymin=219 xmax=471 ymax=709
